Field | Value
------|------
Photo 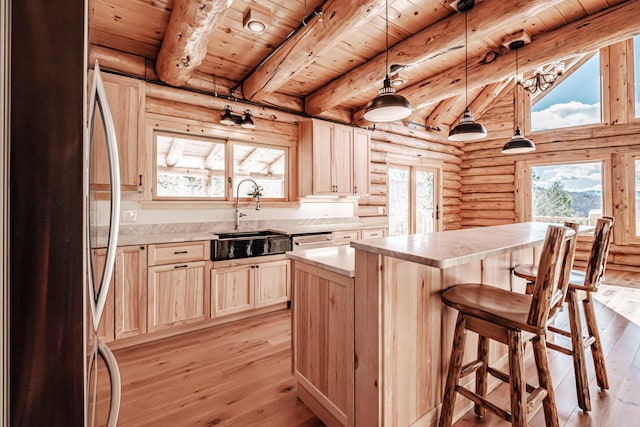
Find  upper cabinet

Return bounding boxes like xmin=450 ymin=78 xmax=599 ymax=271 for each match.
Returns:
xmin=298 ymin=119 xmax=370 ymax=197
xmin=89 ymin=71 xmax=145 ymax=192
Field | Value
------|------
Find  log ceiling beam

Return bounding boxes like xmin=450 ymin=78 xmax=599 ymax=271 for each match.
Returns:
xmin=304 ymin=0 xmax=562 ymax=117
xmin=242 ymin=0 xmax=387 ymax=102
xmin=155 ymin=0 xmax=232 ymax=87
xmin=404 ymin=0 xmax=640 ymax=112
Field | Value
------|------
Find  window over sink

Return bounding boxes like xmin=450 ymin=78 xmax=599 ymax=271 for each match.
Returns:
xmin=153 ymin=131 xmax=289 ymax=201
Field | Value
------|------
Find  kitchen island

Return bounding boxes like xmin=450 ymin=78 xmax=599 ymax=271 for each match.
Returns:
xmin=289 ymin=222 xmax=557 ymax=427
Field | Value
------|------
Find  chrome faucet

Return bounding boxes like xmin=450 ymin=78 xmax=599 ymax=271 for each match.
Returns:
xmin=235 ymin=178 xmax=261 ymax=230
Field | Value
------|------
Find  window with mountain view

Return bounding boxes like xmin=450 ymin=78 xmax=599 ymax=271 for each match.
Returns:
xmin=531 ymin=53 xmax=602 ymax=131
xmin=531 ymin=161 xmax=603 ymax=225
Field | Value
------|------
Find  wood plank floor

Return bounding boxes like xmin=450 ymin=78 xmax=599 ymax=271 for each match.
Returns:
xmin=91 ymin=274 xmax=640 ymax=426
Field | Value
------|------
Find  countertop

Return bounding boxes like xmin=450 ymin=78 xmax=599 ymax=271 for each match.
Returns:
xmin=95 ymin=222 xmax=384 ymax=247
xmin=350 ymin=222 xmax=562 ymax=269
xmin=287 ymin=246 xmax=355 ymax=278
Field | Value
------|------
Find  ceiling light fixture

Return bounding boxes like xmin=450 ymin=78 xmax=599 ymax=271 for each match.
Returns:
xmin=448 ymin=0 xmax=487 ymax=142
xmin=502 ymin=41 xmax=536 ymax=154
xmin=363 ymin=0 xmax=412 ymax=122
xmin=243 ymin=7 xmax=270 ymax=34
xmin=521 ymin=62 xmax=565 ymax=94
xmin=220 ymin=106 xmax=255 ymax=129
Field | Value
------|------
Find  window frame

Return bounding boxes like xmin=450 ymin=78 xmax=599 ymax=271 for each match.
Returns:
xmin=387 ymin=161 xmax=443 ymax=235
xmin=630 ymin=153 xmax=640 ymax=243
xmin=515 ymin=153 xmax=613 ymax=225
xmin=150 ymin=129 xmax=291 ymax=203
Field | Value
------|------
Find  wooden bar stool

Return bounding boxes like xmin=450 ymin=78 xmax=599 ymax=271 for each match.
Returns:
xmin=439 ymin=224 xmax=577 ymax=427
xmin=513 ymin=217 xmax=614 ymax=412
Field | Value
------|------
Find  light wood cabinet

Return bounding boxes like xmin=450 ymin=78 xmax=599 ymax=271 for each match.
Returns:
xmin=89 ymin=71 xmax=144 ymax=192
xmin=211 ymin=256 xmax=290 ymax=318
xmin=89 ymin=249 xmax=115 ymax=344
xmin=292 ymin=260 xmax=354 ymax=426
xmin=89 ymin=245 xmax=147 ymax=343
xmin=352 ymin=128 xmax=371 ymax=196
xmin=361 ymin=228 xmax=385 ymax=239
xmin=299 ymin=119 xmax=371 ymax=197
xmin=147 ymin=260 xmax=207 ymax=332
xmin=114 ymin=245 xmax=147 ymax=339
xmin=332 ymin=229 xmax=361 ymax=246
xmin=147 ymin=241 xmax=209 ymax=332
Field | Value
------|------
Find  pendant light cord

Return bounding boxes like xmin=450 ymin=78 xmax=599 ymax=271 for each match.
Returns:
xmin=385 ymin=0 xmax=389 ymax=78
xmin=464 ymin=10 xmax=468 ymax=109
xmin=515 ymin=48 xmax=520 ymax=130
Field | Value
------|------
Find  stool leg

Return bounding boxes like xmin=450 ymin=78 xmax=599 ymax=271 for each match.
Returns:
xmin=475 ymin=335 xmax=489 ymax=417
xmin=532 ymin=334 xmax=559 ymax=427
xmin=507 ymin=330 xmax=527 ymax=427
xmin=566 ymin=290 xmax=591 ymax=411
xmin=583 ymin=294 xmax=609 ymax=390
xmin=439 ymin=313 xmax=467 ymax=427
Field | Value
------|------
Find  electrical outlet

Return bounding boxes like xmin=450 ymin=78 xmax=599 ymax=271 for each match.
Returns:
xmin=122 ymin=209 xmax=137 ymax=222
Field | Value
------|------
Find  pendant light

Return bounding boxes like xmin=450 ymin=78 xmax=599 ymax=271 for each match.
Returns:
xmin=502 ymin=40 xmax=536 ymax=154
xmin=364 ymin=0 xmax=412 ymax=122
xmin=448 ymin=0 xmax=486 ymax=141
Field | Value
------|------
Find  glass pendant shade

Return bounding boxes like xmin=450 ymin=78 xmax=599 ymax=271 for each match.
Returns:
xmin=501 ymin=127 xmax=536 ymax=154
xmin=364 ymin=77 xmax=412 ymax=122
xmin=448 ymin=109 xmax=487 ymax=141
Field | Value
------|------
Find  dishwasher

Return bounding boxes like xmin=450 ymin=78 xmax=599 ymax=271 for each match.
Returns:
xmin=291 ymin=232 xmax=334 ymax=251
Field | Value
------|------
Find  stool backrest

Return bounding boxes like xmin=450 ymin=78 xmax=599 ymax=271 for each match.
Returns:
xmin=583 ymin=216 xmax=614 ymax=292
xmin=527 ymin=225 xmax=572 ymax=330
xmin=549 ymin=221 xmax=580 ymax=317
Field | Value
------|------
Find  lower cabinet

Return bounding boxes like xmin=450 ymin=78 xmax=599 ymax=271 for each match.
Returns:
xmin=147 ymin=260 xmax=207 ymax=332
xmin=211 ymin=256 xmax=290 ymax=318
xmin=89 ymin=245 xmax=147 ymax=344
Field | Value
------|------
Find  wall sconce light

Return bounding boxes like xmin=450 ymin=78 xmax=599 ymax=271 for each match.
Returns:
xmin=220 ymin=106 xmax=255 ymax=129
xmin=243 ymin=7 xmax=270 ymax=33
xmin=521 ymin=62 xmax=565 ymax=94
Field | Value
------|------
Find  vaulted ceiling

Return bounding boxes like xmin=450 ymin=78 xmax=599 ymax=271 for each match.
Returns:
xmin=89 ymin=0 xmax=638 ymax=133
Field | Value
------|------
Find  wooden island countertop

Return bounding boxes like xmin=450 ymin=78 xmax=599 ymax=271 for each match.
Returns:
xmin=290 ymin=222 xmax=572 ymax=427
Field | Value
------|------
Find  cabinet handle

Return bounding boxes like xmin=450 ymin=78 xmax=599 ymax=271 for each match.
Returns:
xmin=354 ymin=186 xmax=358 ymax=194
xmin=251 ymin=265 xmax=255 ymax=269
xmin=174 ymin=250 xmax=188 ymax=254
xmin=174 ymin=264 xmax=188 ymax=269
xmin=255 ymin=265 xmax=260 ymax=268
xmin=140 ymin=246 xmax=145 ymax=250
xmin=138 ymin=174 xmax=142 ymax=187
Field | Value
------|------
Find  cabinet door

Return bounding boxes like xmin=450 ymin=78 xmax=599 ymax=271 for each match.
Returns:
xmin=332 ymin=125 xmax=353 ymax=195
xmin=147 ymin=261 xmax=206 ymax=332
xmin=255 ymin=259 xmax=290 ymax=308
xmin=352 ymin=128 xmax=371 ymax=196
xmin=211 ymin=264 xmax=254 ymax=317
xmin=114 ymin=245 xmax=147 ymax=340
xmin=89 ymin=72 xmax=144 ymax=191
xmin=88 ymin=249 xmax=115 ymax=344
xmin=311 ymin=121 xmax=335 ymax=194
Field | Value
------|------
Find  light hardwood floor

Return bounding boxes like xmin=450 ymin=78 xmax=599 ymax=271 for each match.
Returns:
xmin=92 ymin=273 xmax=640 ymax=426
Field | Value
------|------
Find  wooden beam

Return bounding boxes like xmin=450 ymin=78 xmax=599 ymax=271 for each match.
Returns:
xmin=242 ymin=0 xmax=387 ymax=102
xmin=304 ymin=0 xmax=562 ymax=116
xmin=155 ymin=0 xmax=232 ymax=87
xmin=404 ymin=0 xmax=640 ymax=111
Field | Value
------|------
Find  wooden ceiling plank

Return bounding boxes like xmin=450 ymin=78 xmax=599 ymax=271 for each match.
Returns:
xmin=304 ymin=0 xmax=563 ymax=117
xmin=241 ymin=0 xmax=387 ymax=102
xmin=456 ymin=78 xmax=513 ymax=123
xmin=404 ymin=0 xmax=640 ymax=111
xmin=155 ymin=0 xmax=233 ymax=87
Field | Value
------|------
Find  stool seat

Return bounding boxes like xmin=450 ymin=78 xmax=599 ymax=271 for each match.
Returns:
xmin=443 ymin=284 xmax=539 ymax=335
xmin=514 ymin=265 xmax=591 ymax=290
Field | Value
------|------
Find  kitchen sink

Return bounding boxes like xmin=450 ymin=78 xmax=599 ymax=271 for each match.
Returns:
xmin=211 ymin=230 xmax=291 ymax=261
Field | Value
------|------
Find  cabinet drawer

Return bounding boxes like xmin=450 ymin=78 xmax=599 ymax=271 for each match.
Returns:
xmin=362 ymin=228 xmax=385 ymax=239
xmin=332 ymin=230 xmax=361 ymax=246
xmin=148 ymin=241 xmax=209 ymax=266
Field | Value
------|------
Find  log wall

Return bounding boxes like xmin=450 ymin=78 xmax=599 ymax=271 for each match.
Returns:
xmin=459 ymin=41 xmax=640 ymax=273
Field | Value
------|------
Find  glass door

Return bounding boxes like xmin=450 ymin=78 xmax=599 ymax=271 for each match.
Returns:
xmin=388 ymin=165 xmax=441 ymax=236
